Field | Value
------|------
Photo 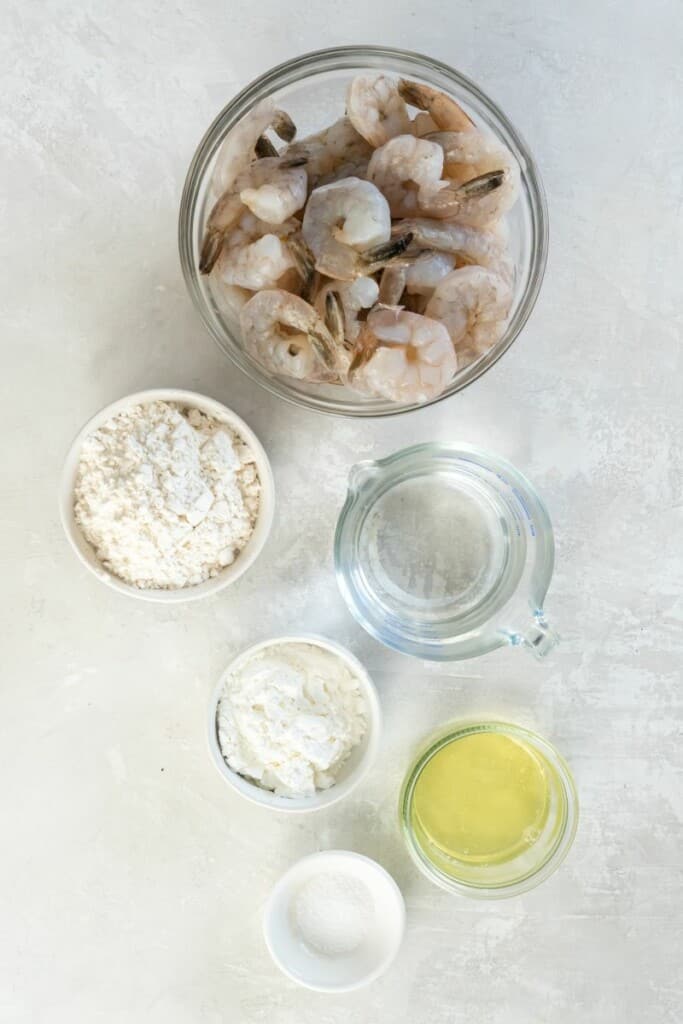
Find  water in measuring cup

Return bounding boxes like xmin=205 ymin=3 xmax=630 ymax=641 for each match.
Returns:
xmin=359 ymin=469 xmax=510 ymax=626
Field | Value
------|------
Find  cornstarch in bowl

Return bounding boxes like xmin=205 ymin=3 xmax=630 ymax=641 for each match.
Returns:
xmin=208 ymin=636 xmax=381 ymax=812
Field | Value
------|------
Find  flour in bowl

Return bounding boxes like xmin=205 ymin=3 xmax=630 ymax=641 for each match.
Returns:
xmin=73 ymin=400 xmax=260 ymax=589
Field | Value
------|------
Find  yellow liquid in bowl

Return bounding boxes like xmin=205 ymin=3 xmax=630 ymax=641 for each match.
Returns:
xmin=411 ymin=732 xmax=551 ymax=866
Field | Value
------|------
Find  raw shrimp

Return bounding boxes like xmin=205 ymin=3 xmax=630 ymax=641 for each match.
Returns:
xmin=315 ymin=276 xmax=380 ymax=343
xmin=367 ymin=135 xmax=505 ymax=224
xmin=302 ymin=178 xmax=393 ymax=280
xmin=418 ymin=170 xmax=508 ymax=223
xmin=351 ymin=307 xmax=457 ymax=403
xmin=200 ymin=158 xmax=307 ymax=273
xmin=426 ymin=130 xmax=520 ymax=225
xmin=378 ymin=265 xmax=407 ymax=306
xmin=212 ymin=212 xmax=299 ymax=290
xmin=404 ymin=252 xmax=456 ymax=295
xmin=347 ymin=74 xmax=412 ymax=147
xmin=286 ymin=117 xmax=372 ymax=189
xmin=398 ymin=79 xmax=474 ymax=132
xmin=367 ymin=135 xmax=444 ymax=217
xmin=425 ymin=265 xmax=513 ymax=365
xmin=394 ymin=218 xmax=507 ymax=270
xmin=240 ymin=290 xmax=340 ymax=381
xmin=239 ymin=158 xmax=308 ymax=223
xmin=211 ymin=99 xmax=296 ymax=196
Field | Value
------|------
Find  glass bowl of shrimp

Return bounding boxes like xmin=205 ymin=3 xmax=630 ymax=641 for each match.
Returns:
xmin=179 ymin=45 xmax=548 ymax=417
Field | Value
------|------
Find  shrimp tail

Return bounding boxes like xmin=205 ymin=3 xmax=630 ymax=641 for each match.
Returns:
xmin=288 ymin=235 xmax=316 ymax=300
xmin=361 ymin=231 xmax=414 ymax=269
xmin=255 ymin=135 xmax=278 ymax=158
xmin=324 ymin=291 xmax=346 ymax=348
xmin=397 ymin=79 xmax=431 ymax=111
xmin=398 ymin=79 xmax=474 ymax=132
xmin=199 ymin=230 xmax=224 ymax=275
xmin=273 ymin=110 xmax=296 ymax=143
xmin=308 ymin=327 xmax=339 ymax=372
xmin=456 ymin=169 xmax=505 ymax=197
xmin=348 ymin=325 xmax=378 ymax=376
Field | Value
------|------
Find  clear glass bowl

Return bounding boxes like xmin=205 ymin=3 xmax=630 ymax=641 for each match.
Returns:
xmin=400 ymin=721 xmax=578 ymax=898
xmin=179 ymin=46 xmax=548 ymax=417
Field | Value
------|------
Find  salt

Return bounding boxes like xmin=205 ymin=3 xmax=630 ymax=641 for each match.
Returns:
xmin=292 ymin=872 xmax=373 ymax=956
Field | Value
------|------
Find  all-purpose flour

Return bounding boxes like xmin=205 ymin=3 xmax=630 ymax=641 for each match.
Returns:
xmin=73 ymin=401 xmax=260 ymax=589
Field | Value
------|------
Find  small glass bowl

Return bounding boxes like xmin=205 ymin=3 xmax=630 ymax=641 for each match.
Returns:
xmin=400 ymin=722 xmax=578 ymax=898
xmin=179 ymin=45 xmax=548 ymax=417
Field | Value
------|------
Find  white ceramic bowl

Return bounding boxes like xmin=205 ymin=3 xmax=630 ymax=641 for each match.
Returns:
xmin=59 ymin=388 xmax=275 ymax=603
xmin=263 ymin=850 xmax=405 ymax=992
xmin=208 ymin=635 xmax=381 ymax=812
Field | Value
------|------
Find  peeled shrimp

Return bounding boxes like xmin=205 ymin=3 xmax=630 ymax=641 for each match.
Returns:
xmin=398 ymin=79 xmax=473 ymax=132
xmin=351 ymin=307 xmax=457 ymax=403
xmin=286 ymin=117 xmax=372 ymax=189
xmin=404 ymin=252 xmax=456 ymax=295
xmin=367 ymin=135 xmax=505 ymax=224
xmin=347 ymin=74 xmax=412 ymax=147
xmin=211 ymin=99 xmax=296 ymax=196
xmin=240 ymin=290 xmax=340 ymax=381
xmin=239 ymin=158 xmax=308 ymax=223
xmin=425 ymin=266 xmax=513 ymax=365
xmin=302 ymin=177 xmax=393 ymax=280
xmin=367 ymin=135 xmax=444 ymax=217
xmin=427 ymin=131 xmax=520 ymax=225
xmin=314 ymin=276 xmax=379 ymax=343
xmin=395 ymin=218 xmax=507 ymax=269
xmin=212 ymin=212 xmax=299 ymax=290
xmin=200 ymin=158 xmax=307 ymax=273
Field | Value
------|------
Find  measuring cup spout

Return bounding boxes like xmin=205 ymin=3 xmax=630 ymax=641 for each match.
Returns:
xmin=347 ymin=460 xmax=379 ymax=495
xmin=514 ymin=612 xmax=559 ymax=660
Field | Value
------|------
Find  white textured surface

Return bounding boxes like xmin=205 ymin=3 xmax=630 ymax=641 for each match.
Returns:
xmin=1 ymin=3 xmax=682 ymax=1022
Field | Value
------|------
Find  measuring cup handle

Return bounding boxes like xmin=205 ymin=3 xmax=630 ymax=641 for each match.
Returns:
xmin=516 ymin=613 xmax=559 ymax=659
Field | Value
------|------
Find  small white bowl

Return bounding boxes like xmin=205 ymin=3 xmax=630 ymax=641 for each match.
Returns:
xmin=263 ymin=850 xmax=405 ymax=992
xmin=59 ymin=388 xmax=275 ymax=603
xmin=208 ymin=635 xmax=381 ymax=812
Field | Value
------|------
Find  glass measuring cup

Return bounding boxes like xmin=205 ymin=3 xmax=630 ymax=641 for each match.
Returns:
xmin=334 ymin=444 xmax=557 ymax=661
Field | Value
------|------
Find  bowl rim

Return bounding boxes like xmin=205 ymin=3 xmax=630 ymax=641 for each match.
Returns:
xmin=178 ymin=44 xmax=549 ymax=418
xmin=207 ymin=634 xmax=382 ymax=813
xmin=399 ymin=719 xmax=579 ymax=898
xmin=59 ymin=388 xmax=275 ymax=603
xmin=262 ymin=849 xmax=406 ymax=992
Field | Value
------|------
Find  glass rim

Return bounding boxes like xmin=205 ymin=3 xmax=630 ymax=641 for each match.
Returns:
xmin=178 ymin=45 xmax=549 ymax=418
xmin=399 ymin=720 xmax=579 ymax=899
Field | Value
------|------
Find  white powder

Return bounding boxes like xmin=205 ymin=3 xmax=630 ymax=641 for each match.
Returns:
xmin=292 ymin=872 xmax=373 ymax=956
xmin=217 ymin=642 xmax=367 ymax=797
xmin=73 ymin=401 xmax=260 ymax=589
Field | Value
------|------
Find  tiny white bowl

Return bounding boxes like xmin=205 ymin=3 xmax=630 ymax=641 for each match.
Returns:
xmin=59 ymin=388 xmax=275 ymax=603
xmin=263 ymin=850 xmax=405 ymax=992
xmin=208 ymin=635 xmax=381 ymax=812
